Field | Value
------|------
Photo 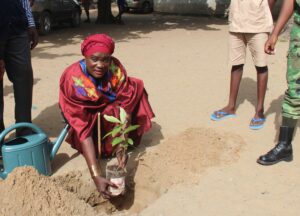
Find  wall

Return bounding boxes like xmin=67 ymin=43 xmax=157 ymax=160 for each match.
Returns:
xmin=154 ymin=0 xmax=229 ymax=15
xmin=153 ymin=0 xmax=282 ymax=16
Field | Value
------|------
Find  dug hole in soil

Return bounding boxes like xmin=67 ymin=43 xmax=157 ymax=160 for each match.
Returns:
xmin=0 ymin=127 xmax=244 ymax=216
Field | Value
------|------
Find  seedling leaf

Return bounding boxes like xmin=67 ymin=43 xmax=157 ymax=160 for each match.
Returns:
xmin=103 ymin=114 xmax=121 ymax=124
xmin=112 ymin=137 xmax=124 ymax=146
xmin=124 ymin=125 xmax=140 ymax=134
xmin=127 ymin=138 xmax=134 ymax=145
xmin=120 ymin=107 xmax=127 ymax=124
xmin=102 ymin=131 xmax=113 ymax=139
xmin=111 ymin=125 xmax=122 ymax=137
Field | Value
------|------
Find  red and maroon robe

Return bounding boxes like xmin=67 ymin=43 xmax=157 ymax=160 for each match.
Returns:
xmin=59 ymin=57 xmax=154 ymax=157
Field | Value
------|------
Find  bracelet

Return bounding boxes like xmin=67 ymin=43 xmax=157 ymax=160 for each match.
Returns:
xmin=89 ymin=164 xmax=101 ymax=177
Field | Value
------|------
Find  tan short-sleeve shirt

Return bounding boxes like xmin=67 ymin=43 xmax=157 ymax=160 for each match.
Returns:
xmin=229 ymin=0 xmax=273 ymax=33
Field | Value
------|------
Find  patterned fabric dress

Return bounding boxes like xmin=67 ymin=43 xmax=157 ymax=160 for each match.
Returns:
xmin=282 ymin=0 xmax=300 ymax=119
xmin=59 ymin=57 xmax=155 ymax=157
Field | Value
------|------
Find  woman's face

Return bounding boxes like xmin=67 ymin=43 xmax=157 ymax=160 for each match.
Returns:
xmin=85 ymin=52 xmax=111 ymax=79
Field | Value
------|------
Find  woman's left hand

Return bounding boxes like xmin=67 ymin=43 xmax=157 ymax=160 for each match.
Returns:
xmin=116 ymin=146 xmax=128 ymax=169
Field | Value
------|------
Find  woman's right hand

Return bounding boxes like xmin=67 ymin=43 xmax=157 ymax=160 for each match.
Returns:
xmin=93 ymin=176 xmax=117 ymax=199
xmin=265 ymin=34 xmax=278 ymax=55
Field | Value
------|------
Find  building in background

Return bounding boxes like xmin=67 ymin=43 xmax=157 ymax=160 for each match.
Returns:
xmin=153 ymin=0 xmax=282 ymax=17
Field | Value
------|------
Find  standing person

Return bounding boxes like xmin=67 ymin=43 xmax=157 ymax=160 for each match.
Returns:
xmin=59 ymin=34 xmax=155 ymax=197
xmin=82 ymin=0 xmax=91 ymax=23
xmin=0 ymin=0 xmax=38 ymax=136
xmin=116 ymin=0 xmax=126 ymax=24
xmin=258 ymin=0 xmax=300 ymax=165
xmin=211 ymin=0 xmax=276 ymax=130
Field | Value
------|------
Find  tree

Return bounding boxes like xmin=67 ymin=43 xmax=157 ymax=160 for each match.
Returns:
xmin=96 ymin=0 xmax=115 ymax=24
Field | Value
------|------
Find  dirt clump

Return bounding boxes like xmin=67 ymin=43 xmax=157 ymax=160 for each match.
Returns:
xmin=123 ymin=127 xmax=245 ymax=213
xmin=0 ymin=167 xmax=103 ymax=216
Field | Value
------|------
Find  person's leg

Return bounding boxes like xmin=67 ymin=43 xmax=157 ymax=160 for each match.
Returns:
xmin=115 ymin=5 xmax=121 ymax=22
xmin=0 ymin=79 xmax=4 ymax=132
xmin=247 ymin=33 xmax=269 ymax=128
xmin=83 ymin=3 xmax=90 ymax=22
xmin=222 ymin=64 xmax=244 ymax=113
xmin=255 ymin=66 xmax=268 ymax=119
xmin=257 ymin=30 xmax=300 ymax=165
xmin=4 ymin=32 xmax=33 ymax=135
xmin=117 ymin=4 xmax=124 ymax=22
xmin=257 ymin=117 xmax=296 ymax=165
xmin=0 ymin=40 xmax=7 ymax=132
xmin=282 ymin=116 xmax=298 ymax=127
xmin=213 ymin=32 xmax=246 ymax=118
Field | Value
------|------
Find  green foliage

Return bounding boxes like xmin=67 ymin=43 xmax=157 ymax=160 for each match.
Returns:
xmin=124 ymin=125 xmax=140 ymax=134
xmin=112 ymin=137 xmax=124 ymax=146
xmin=103 ymin=115 xmax=121 ymax=124
xmin=103 ymin=107 xmax=140 ymax=150
xmin=120 ymin=107 xmax=127 ymax=124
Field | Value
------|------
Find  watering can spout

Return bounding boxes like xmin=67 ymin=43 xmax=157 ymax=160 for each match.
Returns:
xmin=50 ymin=124 xmax=70 ymax=161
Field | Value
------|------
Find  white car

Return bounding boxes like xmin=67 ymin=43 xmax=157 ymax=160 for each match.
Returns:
xmin=125 ymin=0 xmax=153 ymax=13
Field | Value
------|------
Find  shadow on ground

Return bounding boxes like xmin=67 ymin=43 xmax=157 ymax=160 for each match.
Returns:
xmin=33 ymin=103 xmax=65 ymax=137
xmin=236 ymin=77 xmax=282 ymax=124
xmin=3 ymin=78 xmax=41 ymax=97
xmin=31 ymin=11 xmax=227 ymax=59
xmin=235 ymin=77 xmax=295 ymax=142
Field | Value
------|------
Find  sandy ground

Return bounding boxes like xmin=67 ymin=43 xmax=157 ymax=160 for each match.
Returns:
xmin=1 ymin=9 xmax=299 ymax=216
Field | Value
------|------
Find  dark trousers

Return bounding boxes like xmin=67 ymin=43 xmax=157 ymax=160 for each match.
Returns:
xmin=0 ymin=31 xmax=33 ymax=131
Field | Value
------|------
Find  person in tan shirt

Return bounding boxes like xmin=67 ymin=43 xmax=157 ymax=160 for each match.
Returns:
xmin=211 ymin=0 xmax=276 ymax=130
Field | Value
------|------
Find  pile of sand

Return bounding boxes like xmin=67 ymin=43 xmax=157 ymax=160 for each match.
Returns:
xmin=0 ymin=167 xmax=103 ymax=216
xmin=0 ymin=127 xmax=244 ymax=215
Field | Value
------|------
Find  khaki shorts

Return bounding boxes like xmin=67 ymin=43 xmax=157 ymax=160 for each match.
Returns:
xmin=229 ymin=32 xmax=268 ymax=67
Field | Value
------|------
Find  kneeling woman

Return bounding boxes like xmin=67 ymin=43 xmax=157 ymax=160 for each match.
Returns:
xmin=59 ymin=34 xmax=154 ymax=197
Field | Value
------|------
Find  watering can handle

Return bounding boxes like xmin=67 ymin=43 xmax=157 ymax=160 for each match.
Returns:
xmin=0 ymin=122 xmax=45 ymax=144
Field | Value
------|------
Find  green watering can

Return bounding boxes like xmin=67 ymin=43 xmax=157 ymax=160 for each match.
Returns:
xmin=0 ymin=123 xmax=70 ymax=179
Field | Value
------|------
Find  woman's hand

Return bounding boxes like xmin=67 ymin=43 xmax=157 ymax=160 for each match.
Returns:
xmin=116 ymin=145 xmax=128 ymax=169
xmin=265 ymin=34 xmax=278 ymax=55
xmin=81 ymin=137 xmax=117 ymax=198
xmin=93 ymin=176 xmax=117 ymax=199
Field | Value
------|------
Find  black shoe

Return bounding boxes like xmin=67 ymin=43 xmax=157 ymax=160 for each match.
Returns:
xmin=84 ymin=19 xmax=91 ymax=23
xmin=257 ymin=126 xmax=294 ymax=166
xmin=257 ymin=143 xmax=293 ymax=165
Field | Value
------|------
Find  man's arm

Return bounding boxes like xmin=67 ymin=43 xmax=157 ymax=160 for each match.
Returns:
xmin=21 ymin=0 xmax=35 ymax=28
xmin=265 ymin=0 xmax=294 ymax=54
xmin=268 ymin=0 xmax=277 ymax=11
xmin=21 ymin=0 xmax=38 ymax=49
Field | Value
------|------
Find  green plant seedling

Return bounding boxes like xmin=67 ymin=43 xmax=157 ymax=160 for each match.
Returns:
xmin=103 ymin=107 xmax=140 ymax=151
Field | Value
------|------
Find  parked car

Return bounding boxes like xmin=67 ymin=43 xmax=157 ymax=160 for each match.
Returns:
xmin=125 ymin=0 xmax=153 ymax=13
xmin=31 ymin=0 xmax=81 ymax=35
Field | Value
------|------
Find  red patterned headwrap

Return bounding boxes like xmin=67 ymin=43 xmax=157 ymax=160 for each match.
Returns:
xmin=81 ymin=34 xmax=115 ymax=57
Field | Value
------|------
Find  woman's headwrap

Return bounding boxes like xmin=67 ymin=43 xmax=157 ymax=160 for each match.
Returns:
xmin=81 ymin=34 xmax=115 ymax=57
